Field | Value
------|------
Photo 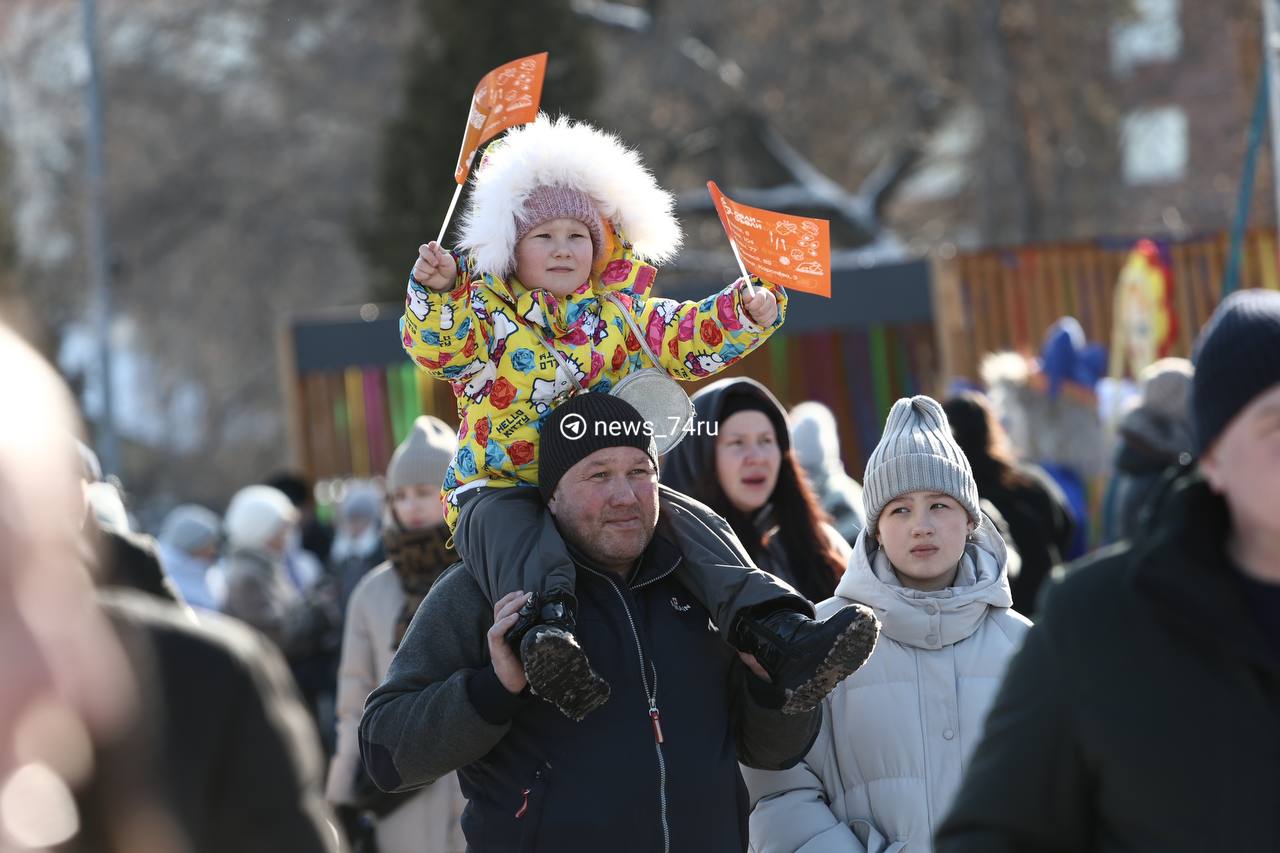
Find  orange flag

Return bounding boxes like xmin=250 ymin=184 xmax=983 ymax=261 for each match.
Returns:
xmin=707 ymin=181 xmax=832 ymax=298
xmin=453 ymin=53 xmax=548 ymax=184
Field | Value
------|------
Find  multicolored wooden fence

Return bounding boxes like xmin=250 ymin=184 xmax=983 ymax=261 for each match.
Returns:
xmin=291 ymin=362 xmax=454 ymax=481
xmin=703 ymin=325 xmax=938 ymax=472
xmin=933 ymin=229 xmax=1280 ymax=383
xmin=283 ymin=325 xmax=937 ymax=483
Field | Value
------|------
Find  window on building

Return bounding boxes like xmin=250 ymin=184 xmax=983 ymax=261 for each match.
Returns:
xmin=1121 ymin=107 xmax=1188 ymax=185
xmin=1110 ymin=0 xmax=1182 ymax=76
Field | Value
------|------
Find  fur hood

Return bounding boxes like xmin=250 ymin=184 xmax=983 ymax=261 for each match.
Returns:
xmin=457 ymin=114 xmax=683 ymax=278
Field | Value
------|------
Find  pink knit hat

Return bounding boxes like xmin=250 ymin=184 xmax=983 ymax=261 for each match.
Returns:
xmin=514 ymin=185 xmax=605 ymax=263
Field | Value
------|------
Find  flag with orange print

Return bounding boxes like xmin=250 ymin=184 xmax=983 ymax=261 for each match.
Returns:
xmin=707 ymin=181 xmax=832 ymax=298
xmin=452 ymin=53 xmax=548 ymax=184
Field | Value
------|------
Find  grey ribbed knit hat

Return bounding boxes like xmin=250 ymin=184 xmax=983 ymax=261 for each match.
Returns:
xmin=863 ymin=395 xmax=981 ymax=530
xmin=387 ymin=416 xmax=457 ymax=493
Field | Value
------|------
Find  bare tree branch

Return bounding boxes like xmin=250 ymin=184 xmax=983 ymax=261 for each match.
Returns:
xmin=570 ymin=0 xmax=653 ymax=32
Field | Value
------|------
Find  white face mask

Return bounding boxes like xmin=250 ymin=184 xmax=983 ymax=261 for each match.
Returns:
xmin=331 ymin=524 xmax=381 ymax=561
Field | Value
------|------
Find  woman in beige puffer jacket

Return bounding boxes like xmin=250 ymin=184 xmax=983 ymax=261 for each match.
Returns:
xmin=743 ymin=396 xmax=1031 ymax=853
xmin=326 ymin=417 xmax=467 ymax=853
xmin=327 ymin=559 xmax=466 ymax=852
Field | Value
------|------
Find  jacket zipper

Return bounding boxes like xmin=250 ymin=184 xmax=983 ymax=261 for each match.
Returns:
xmin=580 ymin=564 xmax=672 ymax=853
xmin=515 ymin=763 xmax=550 ymax=819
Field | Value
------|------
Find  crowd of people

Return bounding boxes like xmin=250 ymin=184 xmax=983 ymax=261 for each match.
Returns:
xmin=4 ymin=113 xmax=1278 ymax=853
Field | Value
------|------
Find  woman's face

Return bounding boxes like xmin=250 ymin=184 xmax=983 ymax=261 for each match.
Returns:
xmin=715 ymin=410 xmax=782 ymax=514
xmin=876 ymin=491 xmax=974 ymax=591
xmin=392 ymin=483 xmax=445 ymax=530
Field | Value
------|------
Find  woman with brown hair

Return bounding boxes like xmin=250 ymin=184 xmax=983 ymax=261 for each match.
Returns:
xmin=662 ymin=377 xmax=850 ymax=603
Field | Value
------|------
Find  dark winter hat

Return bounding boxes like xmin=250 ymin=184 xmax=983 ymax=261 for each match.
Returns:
xmin=863 ymin=395 xmax=981 ymax=530
xmin=539 ymin=392 xmax=659 ymax=503
xmin=1191 ymin=289 xmax=1280 ymax=454
xmin=515 ymin=185 xmax=606 ymax=264
xmin=718 ymin=392 xmax=792 ymax=450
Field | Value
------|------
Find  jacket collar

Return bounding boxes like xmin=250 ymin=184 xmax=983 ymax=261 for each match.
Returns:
xmin=471 ymin=240 xmax=652 ymax=339
xmin=836 ymin=516 xmax=1013 ymax=649
xmin=568 ymin=529 xmax=682 ymax=590
xmin=1130 ymin=474 xmax=1280 ymax=672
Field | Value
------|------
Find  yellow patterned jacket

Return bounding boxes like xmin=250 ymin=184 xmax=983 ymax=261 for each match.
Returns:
xmin=400 ymin=241 xmax=788 ymax=529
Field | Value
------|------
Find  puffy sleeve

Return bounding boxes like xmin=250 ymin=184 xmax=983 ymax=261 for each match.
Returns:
xmin=621 ymin=271 xmax=788 ymax=382
xmin=400 ymin=253 xmax=493 ymax=382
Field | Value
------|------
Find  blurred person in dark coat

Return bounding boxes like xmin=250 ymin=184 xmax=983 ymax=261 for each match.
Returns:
xmin=219 ymin=485 xmax=341 ymax=732
xmin=943 ymin=392 xmax=1074 ymax=614
xmin=936 ymin=290 xmax=1280 ymax=853
xmin=219 ymin=485 xmax=336 ymax=657
xmin=1100 ymin=358 xmax=1195 ymax=544
xmin=328 ymin=482 xmax=386 ymax=617
xmin=326 ymin=417 xmax=465 ymax=853
xmin=76 ymin=442 xmax=179 ymax=605
xmin=267 ymin=472 xmax=335 ymax=566
xmin=0 ymin=323 xmax=339 ymax=853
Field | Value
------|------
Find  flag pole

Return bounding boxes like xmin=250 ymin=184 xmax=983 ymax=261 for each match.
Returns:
xmin=436 ymin=183 xmax=464 ymax=246
xmin=437 ymin=94 xmax=478 ymax=245
xmin=80 ymin=0 xmax=120 ymax=477
xmin=1265 ymin=0 xmax=1280 ymax=246
xmin=727 ymin=237 xmax=757 ymax=298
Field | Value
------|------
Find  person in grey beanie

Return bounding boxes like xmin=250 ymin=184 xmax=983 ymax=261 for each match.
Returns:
xmin=746 ymin=395 xmax=1030 ymax=853
xmin=327 ymin=415 xmax=466 ymax=853
xmin=937 ymin=288 xmax=1280 ymax=853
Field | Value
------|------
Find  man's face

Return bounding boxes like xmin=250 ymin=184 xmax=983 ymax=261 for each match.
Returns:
xmin=1200 ymin=383 xmax=1280 ymax=539
xmin=547 ymin=446 xmax=658 ymax=574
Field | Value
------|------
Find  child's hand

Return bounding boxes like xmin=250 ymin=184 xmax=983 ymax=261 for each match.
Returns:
xmin=411 ymin=241 xmax=459 ymax=292
xmin=742 ymin=281 xmax=778 ymax=327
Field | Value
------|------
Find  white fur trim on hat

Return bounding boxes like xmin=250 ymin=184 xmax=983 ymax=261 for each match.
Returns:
xmin=457 ymin=114 xmax=683 ymax=278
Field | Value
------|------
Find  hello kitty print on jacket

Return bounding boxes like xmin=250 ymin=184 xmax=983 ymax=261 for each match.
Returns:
xmin=401 ymin=239 xmax=788 ymax=530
